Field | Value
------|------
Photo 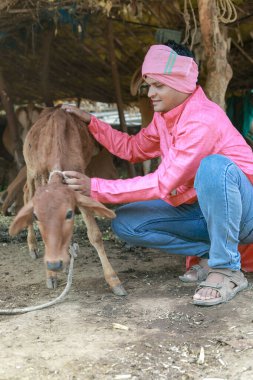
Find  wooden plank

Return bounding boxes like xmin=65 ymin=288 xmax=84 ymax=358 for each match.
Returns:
xmin=107 ymin=19 xmax=136 ymax=178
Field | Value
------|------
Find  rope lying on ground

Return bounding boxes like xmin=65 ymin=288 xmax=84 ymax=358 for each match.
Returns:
xmin=0 ymin=244 xmax=78 ymax=315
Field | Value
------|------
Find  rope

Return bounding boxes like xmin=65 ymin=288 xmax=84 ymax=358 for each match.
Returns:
xmin=181 ymin=0 xmax=197 ymax=49
xmin=182 ymin=0 xmax=237 ymax=48
xmin=48 ymin=170 xmax=68 ymax=183
xmin=216 ymin=0 xmax=237 ymax=24
xmin=181 ymin=0 xmax=191 ymax=45
xmin=0 ymin=243 xmax=78 ymax=315
xmin=188 ymin=0 xmax=197 ymax=50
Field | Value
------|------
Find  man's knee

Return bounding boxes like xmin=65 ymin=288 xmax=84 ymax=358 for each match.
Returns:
xmin=199 ymin=154 xmax=232 ymax=173
xmin=111 ymin=207 xmax=131 ymax=242
xmin=195 ymin=154 xmax=233 ymax=187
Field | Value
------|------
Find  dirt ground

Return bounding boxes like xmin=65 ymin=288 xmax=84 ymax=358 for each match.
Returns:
xmin=0 ymin=214 xmax=253 ymax=380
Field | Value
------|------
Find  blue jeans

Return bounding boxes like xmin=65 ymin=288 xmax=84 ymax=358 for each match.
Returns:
xmin=112 ymin=155 xmax=253 ymax=270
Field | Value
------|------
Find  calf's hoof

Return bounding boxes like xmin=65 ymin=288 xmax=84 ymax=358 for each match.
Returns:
xmin=112 ymin=284 xmax=127 ymax=296
xmin=29 ymin=249 xmax=39 ymax=259
xmin=47 ymin=277 xmax=58 ymax=289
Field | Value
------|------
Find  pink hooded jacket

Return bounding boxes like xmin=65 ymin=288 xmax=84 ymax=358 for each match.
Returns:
xmin=88 ymin=86 xmax=253 ymax=206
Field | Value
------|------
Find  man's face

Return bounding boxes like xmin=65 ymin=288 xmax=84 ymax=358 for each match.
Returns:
xmin=145 ymin=77 xmax=189 ymax=113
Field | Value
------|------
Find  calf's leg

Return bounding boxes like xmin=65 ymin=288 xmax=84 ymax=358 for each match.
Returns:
xmin=81 ymin=209 xmax=127 ymax=296
xmin=24 ymin=180 xmax=38 ymax=259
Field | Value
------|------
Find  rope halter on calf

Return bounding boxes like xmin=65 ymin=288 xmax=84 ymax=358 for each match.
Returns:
xmin=48 ymin=169 xmax=69 ymax=183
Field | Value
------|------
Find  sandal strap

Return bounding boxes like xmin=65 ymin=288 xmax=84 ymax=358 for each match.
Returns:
xmin=208 ymin=268 xmax=245 ymax=287
xmin=196 ymin=282 xmax=222 ymax=290
xmin=189 ymin=265 xmax=202 ymax=271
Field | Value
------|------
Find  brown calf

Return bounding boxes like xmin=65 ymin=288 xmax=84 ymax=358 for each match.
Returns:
xmin=9 ymin=108 xmax=126 ymax=296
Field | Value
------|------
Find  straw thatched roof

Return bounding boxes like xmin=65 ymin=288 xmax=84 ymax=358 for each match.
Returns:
xmin=0 ymin=0 xmax=252 ymax=105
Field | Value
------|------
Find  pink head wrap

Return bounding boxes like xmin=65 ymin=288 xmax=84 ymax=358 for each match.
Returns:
xmin=142 ymin=45 xmax=198 ymax=94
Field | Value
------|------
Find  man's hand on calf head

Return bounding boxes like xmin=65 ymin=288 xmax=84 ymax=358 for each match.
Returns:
xmin=61 ymin=105 xmax=91 ymax=125
xmin=63 ymin=171 xmax=91 ymax=197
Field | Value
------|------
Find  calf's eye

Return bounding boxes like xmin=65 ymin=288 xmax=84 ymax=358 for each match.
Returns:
xmin=66 ymin=210 xmax=74 ymax=220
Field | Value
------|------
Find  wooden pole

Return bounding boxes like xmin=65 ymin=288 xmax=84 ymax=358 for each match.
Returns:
xmin=197 ymin=0 xmax=233 ymax=109
xmin=40 ymin=28 xmax=54 ymax=107
xmin=0 ymin=69 xmax=24 ymax=169
xmin=107 ymin=19 xmax=136 ymax=178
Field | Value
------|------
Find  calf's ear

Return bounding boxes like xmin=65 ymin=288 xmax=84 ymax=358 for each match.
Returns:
xmin=75 ymin=192 xmax=116 ymax=219
xmin=9 ymin=200 xmax=34 ymax=236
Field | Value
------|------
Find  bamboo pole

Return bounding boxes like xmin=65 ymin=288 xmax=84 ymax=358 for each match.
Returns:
xmin=107 ymin=19 xmax=136 ymax=178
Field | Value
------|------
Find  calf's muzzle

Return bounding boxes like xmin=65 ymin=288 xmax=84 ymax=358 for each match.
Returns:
xmin=46 ymin=260 xmax=63 ymax=271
